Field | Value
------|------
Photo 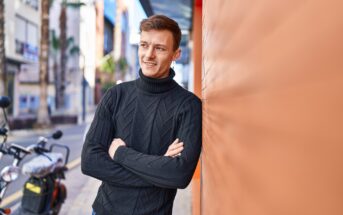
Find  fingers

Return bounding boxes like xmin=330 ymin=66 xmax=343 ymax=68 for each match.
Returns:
xmin=111 ymin=138 xmax=125 ymax=146
xmin=171 ymin=138 xmax=180 ymax=145
xmin=168 ymin=141 xmax=183 ymax=151
xmin=164 ymin=141 xmax=184 ymax=157
xmin=169 ymin=138 xmax=182 ymax=148
xmin=109 ymin=138 xmax=126 ymax=158
xmin=172 ymin=153 xmax=181 ymax=158
xmin=169 ymin=144 xmax=183 ymax=157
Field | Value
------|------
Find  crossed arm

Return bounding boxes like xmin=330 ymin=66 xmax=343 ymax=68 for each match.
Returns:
xmin=108 ymin=97 xmax=201 ymax=189
xmin=81 ymin=91 xmax=202 ymax=189
xmin=81 ymin=134 xmax=184 ymax=188
xmin=109 ymin=138 xmax=184 ymax=158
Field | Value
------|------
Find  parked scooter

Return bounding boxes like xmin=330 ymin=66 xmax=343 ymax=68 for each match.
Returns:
xmin=0 ymin=130 xmax=66 ymax=215
xmin=0 ymin=96 xmax=25 ymax=215
xmin=0 ymin=140 xmax=32 ymax=214
xmin=0 ymin=96 xmax=70 ymax=215
xmin=0 ymin=96 xmax=34 ymax=214
xmin=18 ymin=130 xmax=69 ymax=215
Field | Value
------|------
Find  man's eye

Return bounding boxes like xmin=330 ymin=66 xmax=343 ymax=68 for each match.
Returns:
xmin=140 ymin=43 xmax=147 ymax=48
xmin=156 ymin=47 xmax=165 ymax=51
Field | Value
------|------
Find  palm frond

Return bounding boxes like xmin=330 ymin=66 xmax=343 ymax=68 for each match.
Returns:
xmin=49 ymin=0 xmax=55 ymax=8
xmin=67 ymin=36 xmax=74 ymax=48
xmin=99 ymin=53 xmax=116 ymax=74
xmin=65 ymin=1 xmax=86 ymax=8
xmin=69 ymin=46 xmax=80 ymax=56
xmin=50 ymin=30 xmax=60 ymax=50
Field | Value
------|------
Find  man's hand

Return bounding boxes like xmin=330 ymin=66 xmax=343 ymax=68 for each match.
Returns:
xmin=109 ymin=138 xmax=126 ymax=158
xmin=164 ymin=138 xmax=184 ymax=157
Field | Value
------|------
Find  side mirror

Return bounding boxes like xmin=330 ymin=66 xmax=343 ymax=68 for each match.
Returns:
xmin=0 ymin=128 xmax=7 ymax=136
xmin=0 ymin=165 xmax=20 ymax=182
xmin=0 ymin=96 xmax=11 ymax=109
xmin=52 ymin=130 xmax=63 ymax=140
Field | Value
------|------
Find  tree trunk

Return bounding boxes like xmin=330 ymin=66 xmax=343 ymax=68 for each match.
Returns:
xmin=0 ymin=0 xmax=6 ymax=96
xmin=58 ymin=4 xmax=67 ymax=109
xmin=36 ymin=0 xmax=51 ymax=127
xmin=53 ymin=60 xmax=60 ymax=110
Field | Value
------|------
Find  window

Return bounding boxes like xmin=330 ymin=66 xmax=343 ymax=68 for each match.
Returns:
xmin=104 ymin=18 xmax=114 ymax=55
xmin=21 ymin=0 xmax=39 ymax=10
xmin=15 ymin=15 xmax=38 ymax=62
xmin=15 ymin=17 xmax=26 ymax=55
xmin=19 ymin=96 xmax=28 ymax=109
xmin=19 ymin=95 xmax=40 ymax=114
xmin=27 ymin=23 xmax=38 ymax=47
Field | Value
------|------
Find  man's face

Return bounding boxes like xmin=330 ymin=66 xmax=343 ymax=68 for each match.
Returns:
xmin=139 ymin=30 xmax=180 ymax=79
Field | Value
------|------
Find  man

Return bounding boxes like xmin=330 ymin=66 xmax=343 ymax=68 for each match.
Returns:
xmin=81 ymin=15 xmax=202 ymax=215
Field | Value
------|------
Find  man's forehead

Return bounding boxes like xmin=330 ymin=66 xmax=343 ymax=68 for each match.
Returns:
xmin=140 ymin=30 xmax=173 ymax=45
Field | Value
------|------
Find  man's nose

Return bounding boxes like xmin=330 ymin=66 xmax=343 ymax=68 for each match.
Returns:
xmin=145 ymin=46 xmax=155 ymax=58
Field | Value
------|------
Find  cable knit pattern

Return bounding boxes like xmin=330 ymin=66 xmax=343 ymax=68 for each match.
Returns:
xmin=81 ymin=69 xmax=202 ymax=215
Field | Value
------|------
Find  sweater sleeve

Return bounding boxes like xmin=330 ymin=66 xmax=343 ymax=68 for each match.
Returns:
xmin=81 ymin=89 xmax=153 ymax=187
xmin=113 ymin=96 xmax=202 ymax=189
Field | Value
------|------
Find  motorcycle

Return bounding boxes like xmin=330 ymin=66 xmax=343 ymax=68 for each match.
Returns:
xmin=0 ymin=96 xmax=70 ymax=215
xmin=0 ymin=96 xmax=11 ymax=144
xmin=0 ymin=96 xmax=29 ymax=215
xmin=18 ymin=129 xmax=69 ymax=215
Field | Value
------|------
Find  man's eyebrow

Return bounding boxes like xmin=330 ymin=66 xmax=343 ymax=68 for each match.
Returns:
xmin=140 ymin=40 xmax=167 ymax=47
xmin=155 ymin=44 xmax=167 ymax=47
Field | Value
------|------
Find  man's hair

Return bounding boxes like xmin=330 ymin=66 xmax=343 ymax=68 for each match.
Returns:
xmin=139 ymin=15 xmax=182 ymax=51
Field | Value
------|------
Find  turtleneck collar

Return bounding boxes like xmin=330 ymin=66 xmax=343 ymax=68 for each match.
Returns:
xmin=136 ymin=68 xmax=177 ymax=94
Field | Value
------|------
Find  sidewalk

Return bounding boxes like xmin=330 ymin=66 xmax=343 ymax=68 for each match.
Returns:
xmin=59 ymin=165 xmax=100 ymax=215
xmin=59 ymin=165 xmax=192 ymax=215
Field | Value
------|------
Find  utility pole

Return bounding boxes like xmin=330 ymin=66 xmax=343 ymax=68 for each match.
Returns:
xmin=114 ymin=0 xmax=124 ymax=61
xmin=0 ymin=0 xmax=6 ymax=96
xmin=82 ymin=54 xmax=86 ymax=122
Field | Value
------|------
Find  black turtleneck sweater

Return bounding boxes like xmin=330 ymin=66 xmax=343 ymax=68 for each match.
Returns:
xmin=81 ymin=69 xmax=202 ymax=215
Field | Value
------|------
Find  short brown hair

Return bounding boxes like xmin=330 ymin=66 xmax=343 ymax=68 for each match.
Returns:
xmin=139 ymin=15 xmax=182 ymax=51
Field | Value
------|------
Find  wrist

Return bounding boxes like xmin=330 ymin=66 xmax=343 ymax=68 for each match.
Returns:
xmin=113 ymin=145 xmax=127 ymax=162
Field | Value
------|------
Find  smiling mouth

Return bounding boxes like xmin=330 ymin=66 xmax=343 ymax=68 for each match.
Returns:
xmin=143 ymin=61 xmax=157 ymax=66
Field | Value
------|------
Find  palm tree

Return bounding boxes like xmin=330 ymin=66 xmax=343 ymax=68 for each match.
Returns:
xmin=58 ymin=0 xmax=84 ymax=109
xmin=36 ymin=0 xmax=51 ymax=127
xmin=50 ymin=30 xmax=79 ymax=109
xmin=50 ymin=30 xmax=60 ymax=109
xmin=0 ymin=0 xmax=6 ymax=96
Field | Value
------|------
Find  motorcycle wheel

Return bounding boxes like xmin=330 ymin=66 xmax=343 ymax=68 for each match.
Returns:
xmin=51 ymin=183 xmax=67 ymax=215
xmin=52 ymin=204 xmax=61 ymax=215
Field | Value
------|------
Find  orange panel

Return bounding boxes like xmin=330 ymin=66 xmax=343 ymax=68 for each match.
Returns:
xmin=202 ymin=0 xmax=343 ymax=214
xmin=192 ymin=178 xmax=201 ymax=215
xmin=193 ymin=6 xmax=202 ymax=99
xmin=191 ymin=2 xmax=202 ymax=215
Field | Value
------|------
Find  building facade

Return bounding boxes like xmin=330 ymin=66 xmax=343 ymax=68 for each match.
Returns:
xmin=5 ymin=0 xmax=42 ymax=117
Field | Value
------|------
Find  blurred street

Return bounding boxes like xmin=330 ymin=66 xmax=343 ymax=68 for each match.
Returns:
xmin=2 ymin=0 xmax=343 ymax=214
xmin=0 ymin=0 xmax=197 ymax=214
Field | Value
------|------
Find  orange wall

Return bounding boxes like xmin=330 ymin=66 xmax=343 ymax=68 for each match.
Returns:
xmin=193 ymin=1 xmax=202 ymax=99
xmin=202 ymin=0 xmax=343 ymax=214
xmin=191 ymin=1 xmax=202 ymax=215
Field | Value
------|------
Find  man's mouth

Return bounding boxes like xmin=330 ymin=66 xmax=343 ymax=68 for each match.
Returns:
xmin=143 ymin=61 xmax=157 ymax=66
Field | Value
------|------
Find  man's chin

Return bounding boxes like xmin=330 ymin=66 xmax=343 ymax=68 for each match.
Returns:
xmin=141 ymin=69 xmax=157 ymax=78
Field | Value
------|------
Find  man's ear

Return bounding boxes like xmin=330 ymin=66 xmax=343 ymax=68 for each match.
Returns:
xmin=172 ymin=48 xmax=181 ymax=61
